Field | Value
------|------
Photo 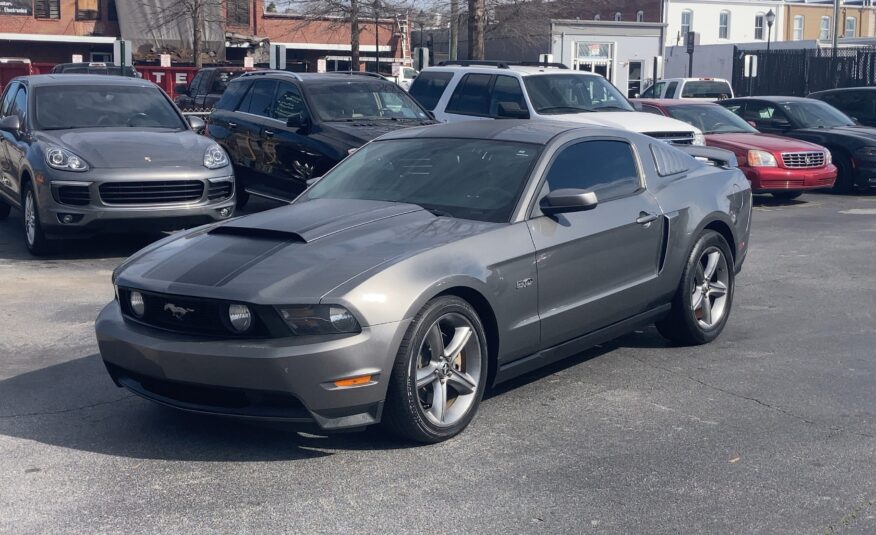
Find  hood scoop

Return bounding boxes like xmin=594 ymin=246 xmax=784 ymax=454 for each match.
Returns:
xmin=209 ymin=225 xmax=306 ymax=243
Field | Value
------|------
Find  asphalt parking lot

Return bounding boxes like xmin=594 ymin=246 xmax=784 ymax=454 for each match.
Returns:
xmin=0 ymin=192 xmax=874 ymax=534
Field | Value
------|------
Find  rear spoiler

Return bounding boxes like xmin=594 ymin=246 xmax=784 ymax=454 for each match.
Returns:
xmin=676 ymin=146 xmax=737 ymax=169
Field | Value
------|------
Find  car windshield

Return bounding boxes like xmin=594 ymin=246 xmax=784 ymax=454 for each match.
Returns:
xmin=307 ymin=81 xmax=430 ymax=121
xmin=666 ymin=104 xmax=757 ymax=134
xmin=34 ymin=85 xmax=186 ymax=130
xmin=780 ymin=100 xmax=855 ymax=128
xmin=681 ymin=80 xmax=732 ymax=99
xmin=304 ymin=138 xmax=541 ymax=222
xmin=523 ymin=74 xmax=634 ymax=114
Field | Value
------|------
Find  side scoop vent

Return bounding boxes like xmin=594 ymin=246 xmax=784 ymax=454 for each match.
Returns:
xmin=209 ymin=225 xmax=306 ymax=243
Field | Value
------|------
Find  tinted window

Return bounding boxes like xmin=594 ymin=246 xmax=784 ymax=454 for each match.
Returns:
xmin=681 ymin=80 xmax=732 ymax=99
xmin=189 ymin=71 xmax=206 ymax=95
xmin=490 ymin=75 xmax=527 ymax=117
xmin=33 ymin=85 xmax=185 ymax=130
xmin=211 ymin=71 xmax=243 ymax=93
xmin=305 ymin=138 xmax=541 ymax=223
xmin=545 ymin=140 xmax=640 ymax=200
xmin=307 ymin=81 xmax=428 ymax=121
xmin=271 ymin=83 xmax=307 ymax=122
xmin=779 ymin=100 xmax=854 ymax=128
xmin=215 ymin=79 xmax=249 ymax=110
xmin=1 ymin=82 xmax=18 ymax=116
xmin=239 ymin=79 xmax=276 ymax=117
xmin=828 ymin=91 xmax=873 ymax=116
xmin=666 ymin=81 xmax=679 ymax=97
xmin=10 ymin=87 xmax=27 ymax=123
xmin=409 ymin=71 xmax=453 ymax=110
xmin=641 ymin=81 xmax=664 ymax=99
xmin=665 ymin=104 xmax=757 ymax=134
xmin=446 ymin=74 xmax=492 ymax=116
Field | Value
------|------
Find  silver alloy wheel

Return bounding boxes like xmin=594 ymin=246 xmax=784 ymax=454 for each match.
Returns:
xmin=415 ymin=312 xmax=482 ymax=427
xmin=24 ymin=190 xmax=36 ymax=246
xmin=690 ymin=247 xmax=730 ymax=329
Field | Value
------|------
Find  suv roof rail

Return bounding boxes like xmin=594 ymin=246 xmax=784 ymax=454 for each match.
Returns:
xmin=436 ymin=60 xmax=569 ymax=69
xmin=325 ymin=70 xmax=390 ymax=80
xmin=238 ymin=70 xmax=303 ymax=81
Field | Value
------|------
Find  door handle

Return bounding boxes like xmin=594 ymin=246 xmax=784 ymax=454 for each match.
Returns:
xmin=263 ymin=130 xmax=275 ymax=138
xmin=636 ymin=212 xmax=659 ymax=225
xmin=227 ymin=122 xmax=237 ymax=129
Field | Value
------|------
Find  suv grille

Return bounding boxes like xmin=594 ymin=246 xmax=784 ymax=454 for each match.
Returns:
xmin=207 ymin=180 xmax=233 ymax=201
xmin=56 ymin=185 xmax=90 ymax=206
xmin=782 ymin=151 xmax=825 ymax=168
xmin=99 ymin=180 xmax=204 ymax=205
xmin=644 ymin=131 xmax=695 ymax=145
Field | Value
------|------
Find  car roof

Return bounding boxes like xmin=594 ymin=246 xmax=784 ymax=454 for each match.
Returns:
xmin=811 ymin=87 xmax=876 ymax=94
xmin=377 ymin=119 xmax=611 ymax=145
xmin=16 ymin=74 xmax=155 ymax=87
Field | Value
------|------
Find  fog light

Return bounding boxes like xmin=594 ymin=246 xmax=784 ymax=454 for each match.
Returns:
xmin=218 ymin=207 xmax=232 ymax=217
xmin=56 ymin=213 xmax=83 ymax=224
xmin=129 ymin=291 xmax=145 ymax=317
xmin=228 ymin=304 xmax=252 ymax=333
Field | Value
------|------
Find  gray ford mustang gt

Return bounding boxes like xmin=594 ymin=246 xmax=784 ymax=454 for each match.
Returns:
xmin=96 ymin=120 xmax=752 ymax=443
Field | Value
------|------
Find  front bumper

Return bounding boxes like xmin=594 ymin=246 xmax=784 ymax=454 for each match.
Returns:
xmin=95 ymin=301 xmax=409 ymax=430
xmin=851 ymin=161 xmax=876 ymax=188
xmin=742 ymin=164 xmax=837 ymax=192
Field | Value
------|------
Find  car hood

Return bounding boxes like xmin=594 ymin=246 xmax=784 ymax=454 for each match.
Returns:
xmin=36 ymin=128 xmax=211 ymax=168
xmin=114 ymin=198 xmax=499 ymax=303
xmin=542 ymin=111 xmax=701 ymax=136
xmin=706 ymin=132 xmax=827 ymax=153
xmin=321 ymin=120 xmax=435 ymax=146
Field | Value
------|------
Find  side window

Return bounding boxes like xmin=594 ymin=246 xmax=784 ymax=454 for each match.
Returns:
xmin=10 ymin=87 xmax=27 ymax=123
xmin=215 ymin=80 xmax=249 ymax=111
xmin=446 ymin=73 xmax=492 ymax=116
xmin=490 ymin=75 xmax=527 ymax=117
xmin=0 ymin=82 xmax=19 ymax=116
xmin=239 ymin=79 xmax=276 ymax=117
xmin=271 ymin=83 xmax=307 ymax=122
xmin=544 ymin=140 xmax=641 ymax=201
xmin=666 ymin=81 xmax=679 ymax=98
xmin=639 ymin=84 xmax=655 ymax=98
xmin=189 ymin=71 xmax=205 ymax=96
xmin=408 ymin=71 xmax=453 ymax=111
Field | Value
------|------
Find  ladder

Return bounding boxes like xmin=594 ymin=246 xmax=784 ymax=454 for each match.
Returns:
xmin=396 ymin=14 xmax=412 ymax=65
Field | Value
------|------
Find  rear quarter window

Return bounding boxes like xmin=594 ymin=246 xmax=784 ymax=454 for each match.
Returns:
xmin=214 ymin=79 xmax=250 ymax=111
xmin=409 ymin=71 xmax=454 ymax=111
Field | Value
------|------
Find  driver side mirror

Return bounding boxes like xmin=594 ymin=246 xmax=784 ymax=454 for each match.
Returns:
xmin=187 ymin=115 xmax=206 ymax=132
xmin=540 ymin=189 xmax=598 ymax=216
xmin=496 ymin=102 xmax=530 ymax=119
xmin=286 ymin=113 xmax=312 ymax=133
xmin=0 ymin=115 xmax=20 ymax=134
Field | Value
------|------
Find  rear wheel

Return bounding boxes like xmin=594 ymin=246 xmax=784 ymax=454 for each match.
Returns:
xmin=382 ymin=296 xmax=488 ymax=443
xmin=771 ymin=191 xmax=802 ymax=201
xmin=656 ymin=230 xmax=734 ymax=345
xmin=22 ymin=183 xmax=51 ymax=256
xmin=0 ymin=198 xmax=9 ymax=220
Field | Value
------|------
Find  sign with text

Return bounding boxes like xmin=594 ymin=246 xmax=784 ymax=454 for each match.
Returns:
xmin=0 ymin=0 xmax=31 ymax=16
xmin=317 ymin=58 xmax=326 ymax=73
xmin=72 ymin=54 xmax=83 ymax=63
xmin=159 ymin=54 xmax=171 ymax=67
xmin=744 ymin=54 xmax=758 ymax=77
xmin=244 ymin=56 xmax=254 ymax=69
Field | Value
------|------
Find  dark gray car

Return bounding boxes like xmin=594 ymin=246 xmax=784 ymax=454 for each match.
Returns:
xmin=96 ymin=121 xmax=752 ymax=443
xmin=0 ymin=75 xmax=236 ymax=255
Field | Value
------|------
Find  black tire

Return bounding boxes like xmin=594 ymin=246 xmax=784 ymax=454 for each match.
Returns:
xmin=832 ymin=155 xmax=856 ymax=194
xmin=0 ymin=198 xmax=9 ymax=220
xmin=771 ymin=190 xmax=803 ymax=201
xmin=382 ymin=296 xmax=489 ymax=443
xmin=21 ymin=182 xmax=52 ymax=256
xmin=235 ymin=184 xmax=249 ymax=210
xmin=656 ymin=230 xmax=735 ymax=346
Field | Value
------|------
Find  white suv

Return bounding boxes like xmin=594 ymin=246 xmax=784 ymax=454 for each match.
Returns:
xmin=639 ymin=78 xmax=734 ymax=101
xmin=409 ymin=61 xmax=705 ymax=145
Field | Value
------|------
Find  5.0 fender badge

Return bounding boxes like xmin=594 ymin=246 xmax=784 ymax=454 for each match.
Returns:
xmin=516 ymin=278 xmax=534 ymax=289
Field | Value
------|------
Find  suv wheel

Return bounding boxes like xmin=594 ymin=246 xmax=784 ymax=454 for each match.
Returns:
xmin=22 ymin=183 xmax=51 ymax=255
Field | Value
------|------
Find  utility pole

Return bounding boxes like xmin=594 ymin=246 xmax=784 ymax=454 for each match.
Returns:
xmin=374 ymin=0 xmax=380 ymax=73
xmin=449 ymin=0 xmax=459 ymax=61
xmin=832 ymin=0 xmax=840 ymax=55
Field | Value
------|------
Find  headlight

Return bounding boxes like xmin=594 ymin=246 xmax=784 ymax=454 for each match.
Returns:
xmin=129 ymin=291 xmax=145 ymax=318
xmin=278 ymin=305 xmax=361 ymax=335
xmin=854 ymin=146 xmax=876 ymax=161
xmin=46 ymin=147 xmax=89 ymax=172
xmin=747 ymin=150 xmax=778 ymax=167
xmin=692 ymin=132 xmax=706 ymax=146
xmin=203 ymin=144 xmax=229 ymax=169
xmin=228 ymin=304 xmax=253 ymax=333
xmin=825 ymin=150 xmax=832 ymax=165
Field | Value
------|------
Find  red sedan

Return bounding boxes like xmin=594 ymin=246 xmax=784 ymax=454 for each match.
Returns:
xmin=635 ymin=99 xmax=836 ymax=199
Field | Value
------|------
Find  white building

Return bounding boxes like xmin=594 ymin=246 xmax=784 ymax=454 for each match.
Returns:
xmin=665 ymin=0 xmax=786 ymax=47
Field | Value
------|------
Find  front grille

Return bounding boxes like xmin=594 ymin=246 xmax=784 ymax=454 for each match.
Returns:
xmin=782 ymin=151 xmax=825 ymax=168
xmin=99 ymin=180 xmax=204 ymax=205
xmin=645 ymin=131 xmax=695 ymax=145
xmin=56 ymin=185 xmax=90 ymax=206
xmin=207 ymin=180 xmax=233 ymax=201
xmin=762 ymin=179 xmax=806 ymax=188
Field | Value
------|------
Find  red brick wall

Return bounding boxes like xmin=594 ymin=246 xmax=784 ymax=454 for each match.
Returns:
xmin=0 ymin=0 xmax=119 ymax=37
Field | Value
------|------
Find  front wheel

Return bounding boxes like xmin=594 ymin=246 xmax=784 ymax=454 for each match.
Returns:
xmin=382 ymin=296 xmax=488 ymax=443
xmin=656 ymin=230 xmax=735 ymax=345
xmin=832 ymin=156 xmax=856 ymax=194
xmin=22 ymin=183 xmax=51 ymax=256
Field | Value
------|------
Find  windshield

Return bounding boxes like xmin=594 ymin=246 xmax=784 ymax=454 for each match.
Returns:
xmin=523 ymin=74 xmax=634 ymax=114
xmin=307 ymin=81 xmax=430 ymax=121
xmin=681 ymin=81 xmax=732 ymax=99
xmin=780 ymin=100 xmax=854 ymax=128
xmin=34 ymin=85 xmax=186 ymax=130
xmin=305 ymin=138 xmax=541 ymax=222
xmin=666 ymin=104 xmax=757 ymax=134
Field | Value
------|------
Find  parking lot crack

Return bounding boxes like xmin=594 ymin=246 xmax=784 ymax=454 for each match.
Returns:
xmin=0 ymin=394 xmax=135 ymax=420
xmin=625 ymin=355 xmax=875 ymax=440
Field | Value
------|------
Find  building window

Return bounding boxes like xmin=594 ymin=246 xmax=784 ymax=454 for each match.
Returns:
xmin=227 ymin=0 xmax=251 ymax=26
xmin=614 ymin=12 xmax=622 ymax=21
xmin=636 ymin=10 xmax=644 ymax=22
xmin=34 ymin=0 xmax=61 ymax=19
xmin=681 ymin=10 xmax=693 ymax=35
xmin=719 ymin=11 xmax=730 ymax=39
xmin=820 ymin=16 xmax=831 ymax=40
xmin=76 ymin=0 xmax=99 ymax=20
xmin=846 ymin=16 xmax=857 ymax=37
xmin=108 ymin=0 xmax=118 ymax=21
xmin=754 ymin=13 xmax=764 ymax=40
xmin=793 ymin=15 xmax=804 ymax=40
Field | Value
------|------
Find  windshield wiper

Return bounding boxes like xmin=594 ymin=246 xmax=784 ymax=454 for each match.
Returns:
xmin=415 ymin=204 xmax=453 ymax=218
xmin=536 ymin=106 xmax=593 ymax=114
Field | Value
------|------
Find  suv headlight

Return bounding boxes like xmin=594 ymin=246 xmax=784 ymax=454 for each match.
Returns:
xmin=46 ymin=147 xmax=89 ymax=172
xmin=204 ymin=144 xmax=229 ymax=169
xmin=748 ymin=150 xmax=778 ymax=167
xmin=278 ymin=305 xmax=361 ymax=335
xmin=693 ymin=132 xmax=706 ymax=146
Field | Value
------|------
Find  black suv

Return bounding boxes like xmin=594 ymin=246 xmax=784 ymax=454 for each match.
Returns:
xmin=809 ymin=87 xmax=876 ymax=127
xmin=207 ymin=71 xmax=434 ymax=207
xmin=174 ymin=67 xmax=246 ymax=111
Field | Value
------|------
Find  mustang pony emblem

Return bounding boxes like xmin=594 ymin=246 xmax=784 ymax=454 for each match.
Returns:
xmin=164 ymin=303 xmax=195 ymax=320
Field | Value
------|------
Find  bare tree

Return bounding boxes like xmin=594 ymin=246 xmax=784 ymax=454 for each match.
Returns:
xmin=139 ymin=0 xmax=226 ymax=67
xmin=467 ymin=0 xmax=485 ymax=59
